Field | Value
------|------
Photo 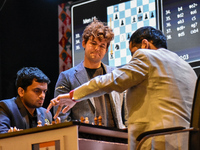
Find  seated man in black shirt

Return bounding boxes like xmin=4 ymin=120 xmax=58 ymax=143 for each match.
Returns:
xmin=0 ymin=67 xmax=52 ymax=133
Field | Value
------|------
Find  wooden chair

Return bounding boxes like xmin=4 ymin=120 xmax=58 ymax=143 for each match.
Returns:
xmin=136 ymin=75 xmax=200 ymax=150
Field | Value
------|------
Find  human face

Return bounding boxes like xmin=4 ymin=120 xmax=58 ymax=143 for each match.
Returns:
xmin=19 ymin=79 xmax=48 ymax=109
xmin=83 ymin=37 xmax=108 ymax=64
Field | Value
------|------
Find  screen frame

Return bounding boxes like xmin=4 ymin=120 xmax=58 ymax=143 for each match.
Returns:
xmin=71 ymin=0 xmax=161 ymax=67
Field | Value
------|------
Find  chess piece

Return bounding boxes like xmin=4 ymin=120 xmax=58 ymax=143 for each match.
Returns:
xmin=8 ymin=127 xmax=22 ymax=132
xmin=45 ymin=118 xmax=50 ymax=125
xmin=85 ymin=117 xmax=89 ymax=124
xmin=151 ymin=12 xmax=154 ymax=18
xmin=121 ymin=35 xmax=125 ymax=41
xmin=132 ymin=17 xmax=136 ymax=23
xmin=121 ymin=20 xmax=124 ymax=26
xmin=110 ymin=52 xmax=113 ymax=59
xmin=138 ymin=15 xmax=143 ymax=21
xmin=145 ymin=13 xmax=148 ymax=19
xmin=55 ymin=117 xmax=61 ymax=124
xmin=37 ymin=120 xmax=42 ymax=127
xmin=80 ymin=116 xmax=85 ymax=123
xmin=110 ymin=44 xmax=114 ymax=59
xmin=115 ymin=44 xmax=119 ymax=50
xmin=138 ymin=7 xmax=142 ymax=13
xmin=8 ymin=127 xmax=13 ymax=132
xmin=52 ymin=121 xmax=55 ymax=125
xmin=114 ymin=6 xmax=118 ymax=12
xmin=115 ymin=14 xmax=118 ymax=20
xmin=98 ymin=116 xmax=102 ymax=126
xmin=13 ymin=126 xmax=18 ymax=132
xmin=94 ymin=117 xmax=98 ymax=125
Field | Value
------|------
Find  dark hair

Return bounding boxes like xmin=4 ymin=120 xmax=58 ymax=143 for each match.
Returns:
xmin=15 ymin=67 xmax=50 ymax=90
xmin=82 ymin=19 xmax=114 ymax=48
xmin=129 ymin=26 xmax=167 ymax=49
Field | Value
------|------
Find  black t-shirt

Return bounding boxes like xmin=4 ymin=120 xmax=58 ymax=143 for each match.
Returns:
xmin=27 ymin=110 xmax=37 ymax=128
xmin=85 ymin=65 xmax=116 ymax=128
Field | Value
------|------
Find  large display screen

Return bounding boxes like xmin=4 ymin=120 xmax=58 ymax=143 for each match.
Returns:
xmin=162 ymin=0 xmax=200 ymax=64
xmin=71 ymin=0 xmax=159 ymax=67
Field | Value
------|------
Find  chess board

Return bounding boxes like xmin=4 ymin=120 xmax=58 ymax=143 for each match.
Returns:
xmin=107 ymin=0 xmax=157 ymax=67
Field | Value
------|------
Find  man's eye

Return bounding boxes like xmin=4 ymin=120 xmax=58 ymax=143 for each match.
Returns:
xmin=34 ymin=89 xmax=40 ymax=93
xmin=33 ymin=89 xmax=47 ymax=95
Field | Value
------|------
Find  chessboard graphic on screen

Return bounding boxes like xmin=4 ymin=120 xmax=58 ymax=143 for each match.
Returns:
xmin=107 ymin=0 xmax=157 ymax=67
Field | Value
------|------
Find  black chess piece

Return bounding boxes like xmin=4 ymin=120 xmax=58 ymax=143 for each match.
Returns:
xmin=151 ymin=12 xmax=154 ymax=18
xmin=138 ymin=7 xmax=142 ymax=13
xmin=115 ymin=14 xmax=118 ymax=20
xmin=115 ymin=44 xmax=120 ymax=50
xmin=138 ymin=15 xmax=143 ymax=21
xmin=145 ymin=13 xmax=148 ymax=19
xmin=121 ymin=20 xmax=124 ymax=26
xmin=133 ymin=17 xmax=136 ymax=23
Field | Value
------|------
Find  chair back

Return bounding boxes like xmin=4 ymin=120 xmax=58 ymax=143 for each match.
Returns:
xmin=189 ymin=75 xmax=200 ymax=150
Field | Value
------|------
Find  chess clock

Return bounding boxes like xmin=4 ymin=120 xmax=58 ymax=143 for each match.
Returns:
xmin=71 ymin=0 xmax=160 ymax=67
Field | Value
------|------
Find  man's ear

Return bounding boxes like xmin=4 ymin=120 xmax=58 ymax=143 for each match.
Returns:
xmin=18 ymin=87 xmax=24 ymax=97
xmin=141 ymin=39 xmax=149 ymax=49
xmin=82 ymin=40 xmax=86 ymax=48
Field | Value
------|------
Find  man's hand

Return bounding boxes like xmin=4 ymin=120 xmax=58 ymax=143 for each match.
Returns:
xmin=46 ymin=93 xmax=77 ymax=119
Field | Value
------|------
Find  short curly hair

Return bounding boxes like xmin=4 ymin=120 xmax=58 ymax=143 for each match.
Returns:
xmin=82 ymin=19 xmax=114 ymax=48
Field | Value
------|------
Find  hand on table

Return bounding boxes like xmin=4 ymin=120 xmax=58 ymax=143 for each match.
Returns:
xmin=46 ymin=93 xmax=77 ymax=119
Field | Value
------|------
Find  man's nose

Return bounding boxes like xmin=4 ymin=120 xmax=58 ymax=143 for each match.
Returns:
xmin=39 ymin=91 xmax=46 ymax=99
xmin=95 ymin=45 xmax=101 ymax=50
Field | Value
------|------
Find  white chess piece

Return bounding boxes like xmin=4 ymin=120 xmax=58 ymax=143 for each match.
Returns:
xmin=85 ymin=117 xmax=89 ymax=124
xmin=37 ymin=120 xmax=42 ymax=127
